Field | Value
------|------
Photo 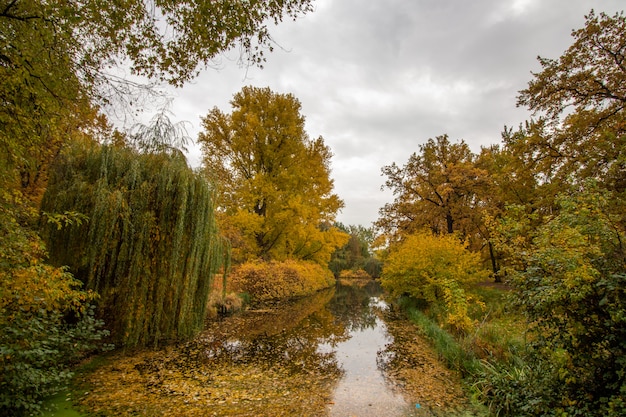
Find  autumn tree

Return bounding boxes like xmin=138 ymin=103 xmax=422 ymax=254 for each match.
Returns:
xmin=377 ymin=135 xmax=489 ymax=248
xmin=329 ymin=223 xmax=382 ymax=278
xmin=489 ymin=10 xmax=626 ymax=279
xmin=514 ymin=10 xmax=626 ymax=197
xmin=0 ymin=194 xmax=110 ymax=417
xmin=480 ymin=12 xmax=626 ymax=416
xmin=1 ymin=2 xmax=313 ymax=412
xmin=41 ymin=136 xmax=226 ymax=348
xmin=199 ymin=86 xmax=348 ymax=264
xmin=1 ymin=0 xmax=314 ymax=196
xmin=474 ymin=141 xmax=553 ymax=277
xmin=486 ymin=183 xmax=626 ymax=416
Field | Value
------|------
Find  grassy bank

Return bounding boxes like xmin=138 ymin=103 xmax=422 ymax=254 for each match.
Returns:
xmin=395 ymin=282 xmax=528 ymax=416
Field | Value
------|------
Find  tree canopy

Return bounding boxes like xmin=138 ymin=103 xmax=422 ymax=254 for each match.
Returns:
xmin=41 ymin=138 xmax=226 ymax=347
xmin=480 ymin=11 xmax=626 ymax=416
xmin=378 ymin=135 xmax=489 ymax=240
xmin=0 ymin=0 xmax=314 ymax=195
xmin=0 ymin=2 xmax=315 ymax=414
xmin=199 ymin=86 xmax=348 ymax=264
xmin=514 ymin=10 xmax=626 ymax=193
xmin=377 ymin=13 xmax=626 ymax=414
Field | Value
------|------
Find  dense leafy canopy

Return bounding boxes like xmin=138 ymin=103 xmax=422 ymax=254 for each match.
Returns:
xmin=0 ymin=0 xmax=314 ymax=196
xmin=480 ymin=11 xmax=626 ymax=417
xmin=381 ymin=231 xmax=488 ymax=332
xmin=0 ymin=195 xmax=109 ymax=416
xmin=378 ymin=11 xmax=626 ymax=416
xmin=378 ymin=135 xmax=489 ymax=241
xmin=199 ymin=86 xmax=348 ymax=264
xmin=0 ymin=1 xmax=315 ymax=414
xmin=41 ymin=139 xmax=226 ymax=347
xmin=484 ymin=184 xmax=626 ymax=416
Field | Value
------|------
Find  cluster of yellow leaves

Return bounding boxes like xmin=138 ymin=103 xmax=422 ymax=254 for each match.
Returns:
xmin=381 ymin=231 xmax=489 ymax=333
xmin=199 ymin=87 xmax=347 ymax=265
xmin=0 ymin=198 xmax=96 ymax=323
xmin=338 ymin=268 xmax=371 ymax=279
xmin=1 ymin=264 xmax=94 ymax=321
xmin=228 ymin=260 xmax=335 ymax=304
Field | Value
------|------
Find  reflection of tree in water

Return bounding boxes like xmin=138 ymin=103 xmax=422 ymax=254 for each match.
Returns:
xmin=327 ymin=280 xmax=383 ymax=332
xmin=101 ymin=288 xmax=349 ymax=416
xmin=181 ymin=288 xmax=347 ymax=375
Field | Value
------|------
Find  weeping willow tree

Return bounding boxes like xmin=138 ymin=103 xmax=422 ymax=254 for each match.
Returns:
xmin=40 ymin=137 xmax=225 ymax=347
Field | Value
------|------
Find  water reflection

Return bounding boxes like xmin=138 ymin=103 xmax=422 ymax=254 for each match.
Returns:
xmin=197 ymin=280 xmax=424 ymax=416
xmin=80 ymin=280 xmax=466 ymax=416
xmin=191 ymin=280 xmax=417 ymax=416
xmin=192 ymin=287 xmax=346 ymax=377
xmin=322 ymin=281 xmax=414 ymax=416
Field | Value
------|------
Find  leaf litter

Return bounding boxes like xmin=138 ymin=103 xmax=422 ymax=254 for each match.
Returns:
xmin=74 ymin=284 xmax=475 ymax=416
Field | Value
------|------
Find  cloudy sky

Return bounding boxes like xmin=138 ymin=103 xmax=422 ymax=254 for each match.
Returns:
xmin=147 ymin=0 xmax=624 ymax=228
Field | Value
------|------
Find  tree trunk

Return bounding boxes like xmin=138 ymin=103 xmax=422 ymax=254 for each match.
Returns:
xmin=489 ymin=241 xmax=502 ymax=283
xmin=446 ymin=212 xmax=454 ymax=234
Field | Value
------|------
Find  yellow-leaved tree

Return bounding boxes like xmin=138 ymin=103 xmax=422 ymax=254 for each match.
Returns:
xmin=381 ymin=231 xmax=489 ymax=332
xmin=199 ymin=86 xmax=348 ymax=265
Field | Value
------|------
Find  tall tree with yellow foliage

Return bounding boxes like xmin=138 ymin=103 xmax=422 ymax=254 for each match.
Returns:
xmin=199 ymin=86 xmax=348 ymax=264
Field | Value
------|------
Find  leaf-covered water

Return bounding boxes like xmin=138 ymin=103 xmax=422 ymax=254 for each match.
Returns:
xmin=76 ymin=281 xmax=470 ymax=416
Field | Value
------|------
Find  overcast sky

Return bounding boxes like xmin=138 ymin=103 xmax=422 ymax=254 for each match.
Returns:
xmin=142 ymin=0 xmax=625 ymax=228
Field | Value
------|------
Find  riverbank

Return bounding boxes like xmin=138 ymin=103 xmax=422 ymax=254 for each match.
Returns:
xmin=396 ymin=281 xmax=526 ymax=416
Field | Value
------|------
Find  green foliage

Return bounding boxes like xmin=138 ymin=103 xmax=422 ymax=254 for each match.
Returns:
xmin=228 ymin=260 xmax=336 ymax=305
xmin=381 ymin=231 xmax=490 ymax=332
xmin=41 ymin=211 xmax=89 ymax=231
xmin=402 ymin=301 xmax=483 ymax=378
xmin=0 ymin=0 xmax=313 ymax=206
xmin=487 ymin=183 xmax=626 ymax=416
xmin=329 ymin=223 xmax=382 ymax=277
xmin=40 ymin=139 xmax=225 ymax=347
xmin=472 ymin=13 xmax=626 ymax=415
xmin=0 ymin=196 xmax=109 ymax=417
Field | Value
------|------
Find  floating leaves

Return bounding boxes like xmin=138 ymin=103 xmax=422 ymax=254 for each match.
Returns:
xmin=75 ymin=283 xmax=474 ymax=416
xmin=378 ymin=308 xmax=470 ymax=416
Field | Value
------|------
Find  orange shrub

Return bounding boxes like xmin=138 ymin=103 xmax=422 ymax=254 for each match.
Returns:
xmin=228 ymin=260 xmax=335 ymax=303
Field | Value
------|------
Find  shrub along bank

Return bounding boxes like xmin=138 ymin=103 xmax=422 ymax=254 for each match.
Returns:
xmin=227 ymin=260 xmax=336 ymax=305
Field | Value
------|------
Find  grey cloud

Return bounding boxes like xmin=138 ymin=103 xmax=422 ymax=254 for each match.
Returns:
xmin=154 ymin=0 xmax=625 ymax=227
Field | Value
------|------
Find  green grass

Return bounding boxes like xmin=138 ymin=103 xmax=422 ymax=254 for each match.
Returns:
xmin=40 ymin=354 xmax=113 ymax=417
xmin=403 ymin=303 xmax=483 ymax=378
xmin=396 ymin=283 xmax=529 ymax=417
xmin=40 ymin=391 xmax=86 ymax=417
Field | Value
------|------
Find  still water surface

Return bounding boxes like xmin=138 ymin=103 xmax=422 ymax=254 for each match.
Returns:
xmin=320 ymin=284 xmax=414 ymax=416
xmin=79 ymin=280 xmax=467 ymax=416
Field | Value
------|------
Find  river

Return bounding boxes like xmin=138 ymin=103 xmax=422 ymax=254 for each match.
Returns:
xmin=76 ymin=280 xmax=470 ymax=416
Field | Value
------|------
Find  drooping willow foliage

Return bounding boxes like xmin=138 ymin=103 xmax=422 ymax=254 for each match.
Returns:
xmin=41 ymin=139 xmax=226 ymax=347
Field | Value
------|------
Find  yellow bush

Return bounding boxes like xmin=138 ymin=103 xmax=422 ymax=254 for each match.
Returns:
xmin=381 ymin=231 xmax=489 ymax=333
xmin=338 ymin=269 xmax=371 ymax=279
xmin=228 ymin=260 xmax=335 ymax=304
